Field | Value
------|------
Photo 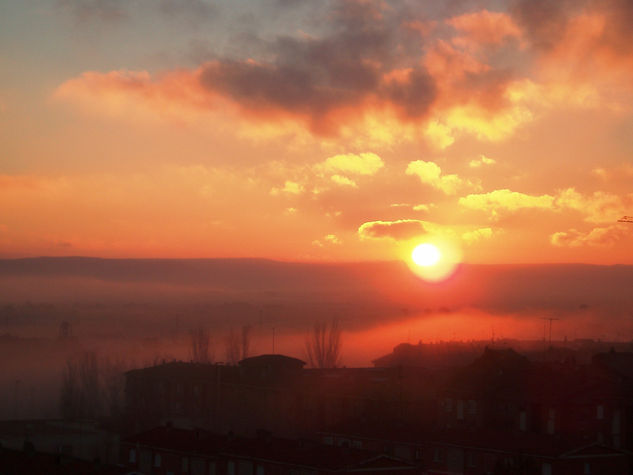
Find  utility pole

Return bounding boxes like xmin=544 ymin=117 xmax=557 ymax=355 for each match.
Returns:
xmin=541 ymin=317 xmax=559 ymax=346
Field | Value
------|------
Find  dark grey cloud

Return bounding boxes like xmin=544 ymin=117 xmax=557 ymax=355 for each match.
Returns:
xmin=510 ymin=0 xmax=587 ymax=50
xmin=58 ymin=0 xmax=129 ymax=23
xmin=198 ymin=0 xmax=438 ymax=133
xmin=358 ymin=219 xmax=428 ymax=240
xmin=58 ymin=0 xmax=217 ymax=25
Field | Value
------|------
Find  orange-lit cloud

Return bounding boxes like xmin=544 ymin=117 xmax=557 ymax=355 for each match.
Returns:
xmin=447 ymin=10 xmax=521 ymax=47
xmin=459 ymin=187 xmax=633 ymax=223
xmin=270 ymin=180 xmax=304 ymax=196
xmin=459 ymin=189 xmax=554 ymax=214
xmin=358 ymin=219 xmax=428 ymax=241
xmin=316 ymin=152 xmax=384 ymax=176
xmin=461 ymin=227 xmax=495 ymax=244
xmin=52 ymin=1 xmax=540 ymax=147
xmin=555 ymin=188 xmax=633 ymax=224
xmin=330 ymin=175 xmax=357 ymax=188
xmin=550 ymin=225 xmax=628 ymax=248
xmin=405 ymin=160 xmax=465 ymax=195
xmin=469 ymin=154 xmax=496 ymax=168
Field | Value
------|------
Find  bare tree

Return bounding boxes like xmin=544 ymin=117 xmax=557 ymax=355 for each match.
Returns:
xmin=60 ymin=351 xmax=132 ymax=421
xmin=78 ymin=351 xmax=101 ymax=418
xmin=241 ymin=325 xmax=252 ymax=360
xmin=305 ymin=319 xmax=342 ymax=368
xmin=225 ymin=325 xmax=252 ymax=365
xmin=101 ymin=356 xmax=129 ymax=418
xmin=190 ymin=326 xmax=213 ymax=363
xmin=60 ymin=358 xmax=80 ymax=419
xmin=225 ymin=328 xmax=241 ymax=365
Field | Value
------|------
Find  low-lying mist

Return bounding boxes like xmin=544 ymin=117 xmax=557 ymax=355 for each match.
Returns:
xmin=1 ymin=257 xmax=633 ymax=420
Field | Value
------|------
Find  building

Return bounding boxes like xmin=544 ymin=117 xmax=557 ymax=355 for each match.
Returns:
xmin=121 ymin=425 xmax=419 ymax=475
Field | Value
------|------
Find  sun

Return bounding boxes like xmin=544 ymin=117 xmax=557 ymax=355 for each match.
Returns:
xmin=407 ymin=240 xmax=461 ymax=283
xmin=412 ymin=243 xmax=441 ymax=267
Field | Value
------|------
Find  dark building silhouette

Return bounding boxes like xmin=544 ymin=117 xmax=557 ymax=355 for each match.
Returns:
xmin=122 ymin=347 xmax=633 ymax=474
xmin=121 ymin=425 xmax=418 ymax=475
xmin=124 ymin=355 xmax=437 ymax=437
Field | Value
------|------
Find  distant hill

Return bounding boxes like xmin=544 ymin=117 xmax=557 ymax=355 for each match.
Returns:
xmin=0 ymin=257 xmax=632 ymax=316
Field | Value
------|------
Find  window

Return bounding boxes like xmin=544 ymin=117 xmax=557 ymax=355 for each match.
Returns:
xmin=466 ymin=452 xmax=476 ymax=468
xmin=154 ymin=453 xmax=161 ymax=468
xmin=414 ymin=449 xmax=422 ymax=460
xmin=209 ymin=462 xmax=216 ymax=475
xmin=445 ymin=398 xmax=453 ymax=412
xmin=351 ymin=440 xmax=362 ymax=449
xmin=467 ymin=399 xmax=477 ymax=415
xmin=597 ymin=405 xmax=604 ymax=420
xmin=584 ymin=462 xmax=591 ymax=474
xmin=256 ymin=466 xmax=264 ymax=475
xmin=182 ymin=456 xmax=189 ymax=473
xmin=129 ymin=448 xmax=136 ymax=463
xmin=433 ymin=448 xmax=442 ymax=463
xmin=323 ymin=436 xmax=333 ymax=445
xmin=238 ymin=461 xmax=253 ymax=475
xmin=547 ymin=408 xmax=555 ymax=435
xmin=227 ymin=460 xmax=235 ymax=475
xmin=457 ymin=400 xmax=464 ymax=420
xmin=338 ymin=438 xmax=350 ymax=448
xmin=542 ymin=462 xmax=552 ymax=475
xmin=519 ymin=411 xmax=527 ymax=431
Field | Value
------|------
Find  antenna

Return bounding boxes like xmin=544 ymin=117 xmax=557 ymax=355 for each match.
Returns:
xmin=541 ymin=317 xmax=559 ymax=346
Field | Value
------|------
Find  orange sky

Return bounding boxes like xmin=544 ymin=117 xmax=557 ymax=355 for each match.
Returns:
xmin=1 ymin=0 xmax=632 ymax=264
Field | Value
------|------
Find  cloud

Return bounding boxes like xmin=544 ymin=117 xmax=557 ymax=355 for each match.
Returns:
xmin=312 ymin=233 xmax=341 ymax=247
xmin=330 ymin=175 xmax=357 ymax=187
xmin=459 ymin=189 xmax=555 ymax=213
xmin=555 ymin=188 xmax=633 ymax=224
xmin=447 ymin=10 xmax=522 ymax=47
xmin=358 ymin=219 xmax=428 ymax=241
xmin=469 ymin=154 xmax=496 ymax=168
xmin=317 ymin=152 xmax=384 ymax=176
xmin=459 ymin=187 xmax=633 ymax=224
xmin=462 ymin=227 xmax=494 ymax=244
xmin=58 ymin=0 xmax=217 ymax=24
xmin=57 ymin=0 xmax=129 ymax=22
xmin=270 ymin=180 xmax=303 ymax=195
xmin=405 ymin=160 xmax=463 ymax=195
xmin=510 ymin=0 xmax=583 ymax=51
xmin=324 ymin=234 xmax=341 ymax=244
xmin=424 ymin=120 xmax=455 ymax=150
xmin=54 ymin=1 xmax=534 ymax=143
xmin=550 ymin=225 xmax=629 ymax=247
xmin=511 ymin=0 xmax=633 ymax=101
xmin=55 ymin=0 xmax=633 ymax=148
xmin=388 ymin=203 xmax=433 ymax=212
xmin=312 ymin=152 xmax=383 ymax=189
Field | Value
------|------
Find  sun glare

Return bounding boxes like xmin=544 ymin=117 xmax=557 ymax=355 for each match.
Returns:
xmin=412 ymin=243 xmax=441 ymax=267
xmin=407 ymin=240 xmax=462 ymax=283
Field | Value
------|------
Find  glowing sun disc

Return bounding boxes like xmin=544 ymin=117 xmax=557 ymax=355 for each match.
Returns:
xmin=412 ymin=243 xmax=441 ymax=267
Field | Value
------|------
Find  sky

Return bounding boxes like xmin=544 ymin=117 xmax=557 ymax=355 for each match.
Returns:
xmin=1 ymin=0 xmax=632 ymax=264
